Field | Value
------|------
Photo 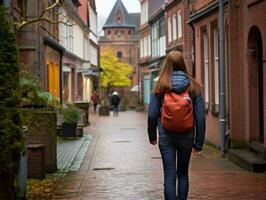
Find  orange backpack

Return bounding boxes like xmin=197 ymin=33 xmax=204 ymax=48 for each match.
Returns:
xmin=161 ymin=90 xmax=194 ymax=132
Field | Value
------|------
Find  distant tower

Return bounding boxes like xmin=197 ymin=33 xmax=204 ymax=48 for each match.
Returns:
xmin=99 ymin=0 xmax=140 ymax=101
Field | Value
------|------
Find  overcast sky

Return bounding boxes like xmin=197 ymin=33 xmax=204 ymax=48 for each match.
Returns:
xmin=96 ymin=0 xmax=140 ymax=35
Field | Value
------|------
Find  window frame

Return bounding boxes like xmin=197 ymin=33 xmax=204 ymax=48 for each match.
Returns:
xmin=202 ymin=29 xmax=210 ymax=110
xmin=172 ymin=14 xmax=177 ymax=41
xmin=212 ymin=25 xmax=220 ymax=114
xmin=168 ymin=17 xmax=172 ymax=43
xmin=177 ymin=10 xmax=182 ymax=39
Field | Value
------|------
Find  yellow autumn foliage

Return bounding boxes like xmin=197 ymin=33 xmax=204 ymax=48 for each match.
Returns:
xmin=100 ymin=47 xmax=134 ymax=88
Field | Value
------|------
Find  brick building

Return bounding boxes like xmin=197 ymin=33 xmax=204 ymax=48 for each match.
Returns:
xmin=226 ymin=0 xmax=266 ymax=170
xmin=3 ymin=0 xmax=99 ymax=104
xmin=139 ymin=0 xmax=266 ymax=170
xmin=139 ymin=0 xmax=151 ymax=108
xmin=165 ymin=0 xmax=193 ymax=74
xmin=139 ymin=0 xmax=193 ymax=109
xmin=188 ymin=0 xmax=266 ymax=171
xmin=59 ymin=0 xmax=99 ymax=103
xmin=188 ymin=0 xmax=229 ymax=149
xmin=13 ymin=0 xmax=64 ymax=101
xmin=139 ymin=0 xmax=165 ymax=109
xmin=99 ymin=0 xmax=140 ymax=102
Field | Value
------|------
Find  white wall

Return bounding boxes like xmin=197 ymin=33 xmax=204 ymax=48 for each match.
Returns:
xmin=89 ymin=6 xmax=97 ymax=35
xmin=90 ymin=45 xmax=98 ymax=66
xmin=73 ymin=25 xmax=84 ymax=58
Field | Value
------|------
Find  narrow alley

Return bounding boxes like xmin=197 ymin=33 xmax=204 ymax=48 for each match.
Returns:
xmin=52 ymin=111 xmax=266 ymax=200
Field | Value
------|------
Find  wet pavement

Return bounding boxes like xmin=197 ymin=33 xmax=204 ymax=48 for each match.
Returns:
xmin=52 ymin=111 xmax=266 ymax=200
xmin=57 ymin=135 xmax=92 ymax=172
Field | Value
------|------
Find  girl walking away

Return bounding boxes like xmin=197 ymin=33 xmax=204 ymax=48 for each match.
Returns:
xmin=148 ymin=51 xmax=206 ymax=200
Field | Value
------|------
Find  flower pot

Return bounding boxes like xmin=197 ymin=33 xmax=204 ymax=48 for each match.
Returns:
xmin=62 ymin=122 xmax=77 ymax=138
xmin=99 ymin=106 xmax=110 ymax=116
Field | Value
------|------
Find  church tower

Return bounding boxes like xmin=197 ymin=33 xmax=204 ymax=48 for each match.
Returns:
xmin=99 ymin=0 xmax=140 ymax=103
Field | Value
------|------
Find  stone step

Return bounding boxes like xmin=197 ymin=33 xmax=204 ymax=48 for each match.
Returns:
xmin=249 ymin=141 xmax=266 ymax=160
xmin=228 ymin=149 xmax=266 ymax=172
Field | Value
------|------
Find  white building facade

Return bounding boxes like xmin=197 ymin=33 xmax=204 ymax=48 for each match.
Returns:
xmin=59 ymin=0 xmax=98 ymax=103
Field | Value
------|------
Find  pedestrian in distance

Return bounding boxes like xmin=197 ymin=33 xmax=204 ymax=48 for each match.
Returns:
xmin=148 ymin=51 xmax=206 ymax=200
xmin=91 ymin=90 xmax=100 ymax=113
xmin=111 ymin=91 xmax=121 ymax=116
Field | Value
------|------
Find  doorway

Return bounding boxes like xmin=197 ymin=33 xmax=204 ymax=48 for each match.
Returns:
xmin=248 ymin=26 xmax=264 ymax=143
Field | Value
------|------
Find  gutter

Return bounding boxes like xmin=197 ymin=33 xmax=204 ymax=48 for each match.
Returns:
xmin=219 ymin=0 xmax=226 ymax=157
xmin=187 ymin=0 xmax=228 ymax=25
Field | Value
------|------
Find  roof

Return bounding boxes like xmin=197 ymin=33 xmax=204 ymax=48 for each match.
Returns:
xmin=129 ymin=13 xmax=140 ymax=31
xmin=103 ymin=0 xmax=140 ymax=29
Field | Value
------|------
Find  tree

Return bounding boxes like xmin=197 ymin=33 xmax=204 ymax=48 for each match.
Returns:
xmin=100 ymin=47 xmax=134 ymax=91
xmin=0 ymin=6 xmax=23 ymax=199
xmin=13 ymin=0 xmax=73 ymax=30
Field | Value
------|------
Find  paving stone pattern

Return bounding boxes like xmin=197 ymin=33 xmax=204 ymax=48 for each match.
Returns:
xmin=57 ymin=135 xmax=92 ymax=172
xmin=53 ymin=111 xmax=266 ymax=200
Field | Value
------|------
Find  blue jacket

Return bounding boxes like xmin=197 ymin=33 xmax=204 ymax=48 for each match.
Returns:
xmin=147 ymin=70 xmax=206 ymax=150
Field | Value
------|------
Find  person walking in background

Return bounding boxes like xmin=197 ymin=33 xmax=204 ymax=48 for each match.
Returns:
xmin=111 ymin=91 xmax=120 ymax=116
xmin=148 ymin=51 xmax=206 ymax=200
xmin=91 ymin=90 xmax=100 ymax=113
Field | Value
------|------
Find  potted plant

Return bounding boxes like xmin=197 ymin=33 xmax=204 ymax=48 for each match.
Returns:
xmin=62 ymin=105 xmax=80 ymax=138
xmin=99 ymin=98 xmax=110 ymax=116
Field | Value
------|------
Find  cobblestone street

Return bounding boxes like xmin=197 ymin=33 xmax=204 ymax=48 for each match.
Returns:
xmin=52 ymin=111 xmax=266 ymax=200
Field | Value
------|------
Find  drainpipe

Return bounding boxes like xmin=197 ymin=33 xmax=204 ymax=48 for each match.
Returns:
xmin=191 ymin=23 xmax=196 ymax=78
xmin=219 ymin=0 xmax=226 ymax=157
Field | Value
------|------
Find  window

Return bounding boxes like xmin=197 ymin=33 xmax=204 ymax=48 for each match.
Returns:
xmin=213 ymin=28 xmax=219 ymax=109
xmin=144 ymin=36 xmax=148 ymax=57
xmin=140 ymin=35 xmax=151 ymax=58
xmin=117 ymin=15 xmax=121 ymax=23
xmin=117 ymin=51 xmax=122 ymax=59
xmin=168 ymin=17 xmax=172 ymax=42
xmin=66 ymin=25 xmax=73 ymax=52
xmin=152 ymin=19 xmax=165 ymax=58
xmin=177 ymin=10 xmax=182 ymax=38
xmin=172 ymin=14 xmax=177 ymax=40
xmin=147 ymin=34 xmax=151 ymax=56
xmin=152 ymin=21 xmax=159 ymax=57
xmin=141 ymin=1 xmax=148 ymax=25
xmin=15 ymin=0 xmax=23 ymax=10
xmin=108 ymin=30 xmax=111 ymax=35
xmin=159 ymin=19 xmax=165 ymax=37
xmin=140 ymin=38 xmax=144 ymax=58
xmin=128 ymin=30 xmax=132 ymax=35
xmin=203 ymin=32 xmax=209 ymax=105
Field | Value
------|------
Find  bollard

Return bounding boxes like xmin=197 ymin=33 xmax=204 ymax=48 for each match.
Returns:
xmin=17 ymin=126 xmax=28 ymax=199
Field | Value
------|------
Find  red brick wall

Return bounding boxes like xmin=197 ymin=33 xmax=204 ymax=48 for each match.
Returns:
xmin=78 ymin=0 xmax=88 ymax=25
xmin=165 ymin=1 xmax=193 ymax=73
xmin=194 ymin=8 xmax=228 ymax=146
xmin=104 ymin=28 xmax=136 ymax=41
xmin=27 ymin=144 xmax=45 ymax=179
xmin=194 ymin=0 xmax=216 ymax=12
xmin=229 ymin=0 xmax=266 ymax=147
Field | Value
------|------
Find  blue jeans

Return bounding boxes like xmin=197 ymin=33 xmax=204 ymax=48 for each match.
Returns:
xmin=113 ymin=105 xmax=119 ymax=115
xmin=159 ymin=136 xmax=193 ymax=200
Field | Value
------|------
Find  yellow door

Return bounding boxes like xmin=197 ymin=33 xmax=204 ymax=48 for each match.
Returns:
xmin=48 ymin=62 xmax=60 ymax=99
xmin=48 ymin=62 xmax=55 ymax=96
xmin=54 ymin=64 xmax=60 ymax=98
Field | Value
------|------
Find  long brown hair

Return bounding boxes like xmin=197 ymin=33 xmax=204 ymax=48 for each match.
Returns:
xmin=154 ymin=51 xmax=201 ymax=96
